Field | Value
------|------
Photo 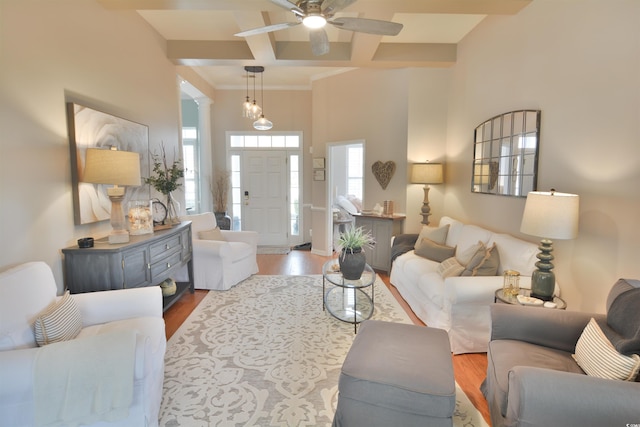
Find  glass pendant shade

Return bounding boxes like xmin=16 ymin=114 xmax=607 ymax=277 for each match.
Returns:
xmin=247 ymin=101 xmax=262 ymax=120
xmin=242 ymin=96 xmax=253 ymax=118
xmin=253 ymin=115 xmax=273 ymax=131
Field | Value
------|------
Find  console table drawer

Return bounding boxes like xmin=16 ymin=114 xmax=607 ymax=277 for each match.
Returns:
xmin=150 ymin=234 xmax=182 ymax=262
xmin=151 ymin=250 xmax=182 ymax=280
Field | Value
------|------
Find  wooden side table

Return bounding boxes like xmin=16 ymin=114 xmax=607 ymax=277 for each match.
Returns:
xmin=494 ymin=288 xmax=567 ymax=309
xmin=353 ymin=213 xmax=405 ymax=273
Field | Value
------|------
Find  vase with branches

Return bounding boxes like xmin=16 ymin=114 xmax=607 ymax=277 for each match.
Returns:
xmin=211 ymin=169 xmax=231 ymax=230
xmin=144 ymin=143 xmax=184 ymax=225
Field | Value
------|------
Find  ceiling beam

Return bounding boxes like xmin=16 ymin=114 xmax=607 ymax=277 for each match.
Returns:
xmin=233 ymin=11 xmax=277 ymax=62
xmin=167 ymin=40 xmax=456 ymax=67
xmin=99 ymin=0 xmax=531 ymax=15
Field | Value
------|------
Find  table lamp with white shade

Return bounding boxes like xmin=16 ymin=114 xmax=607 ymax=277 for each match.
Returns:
xmin=411 ymin=162 xmax=444 ymax=226
xmin=520 ymin=190 xmax=579 ymax=301
xmin=82 ymin=147 xmax=141 ymax=244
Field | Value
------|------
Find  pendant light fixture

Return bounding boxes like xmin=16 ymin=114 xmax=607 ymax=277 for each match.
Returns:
xmin=242 ymin=66 xmax=262 ymax=120
xmin=253 ymin=67 xmax=273 ymax=131
xmin=241 ymin=67 xmax=252 ymax=118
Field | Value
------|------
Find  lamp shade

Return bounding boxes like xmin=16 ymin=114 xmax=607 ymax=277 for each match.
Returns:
xmin=520 ymin=191 xmax=579 ymax=239
xmin=411 ymin=163 xmax=443 ymax=184
xmin=253 ymin=115 xmax=273 ymax=130
xmin=82 ymin=148 xmax=141 ymax=186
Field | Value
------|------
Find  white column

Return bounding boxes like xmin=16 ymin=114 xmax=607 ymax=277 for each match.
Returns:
xmin=195 ymin=97 xmax=213 ymax=213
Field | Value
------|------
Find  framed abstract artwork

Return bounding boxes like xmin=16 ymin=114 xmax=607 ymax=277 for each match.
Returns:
xmin=66 ymin=102 xmax=150 ymax=225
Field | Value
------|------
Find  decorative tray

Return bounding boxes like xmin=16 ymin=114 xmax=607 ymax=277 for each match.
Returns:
xmin=517 ymin=295 xmax=544 ymax=306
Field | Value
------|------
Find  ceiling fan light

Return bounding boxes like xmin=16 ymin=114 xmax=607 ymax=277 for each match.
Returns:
xmin=303 ymin=14 xmax=327 ymax=29
xmin=253 ymin=115 xmax=273 ymax=131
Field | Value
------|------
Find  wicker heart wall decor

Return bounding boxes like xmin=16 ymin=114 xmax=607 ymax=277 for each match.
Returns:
xmin=372 ymin=161 xmax=396 ymax=190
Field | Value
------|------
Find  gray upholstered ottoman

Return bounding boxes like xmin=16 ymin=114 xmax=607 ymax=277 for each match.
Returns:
xmin=333 ymin=320 xmax=455 ymax=427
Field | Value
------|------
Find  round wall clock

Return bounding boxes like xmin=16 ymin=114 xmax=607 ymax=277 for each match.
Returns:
xmin=152 ymin=199 xmax=168 ymax=225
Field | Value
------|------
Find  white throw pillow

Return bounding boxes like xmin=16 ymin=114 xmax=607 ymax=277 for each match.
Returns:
xmin=437 ymin=257 xmax=465 ymax=278
xmin=34 ymin=291 xmax=83 ymax=346
xmin=337 ymin=195 xmax=359 ymax=215
xmin=573 ymin=318 xmax=640 ymax=381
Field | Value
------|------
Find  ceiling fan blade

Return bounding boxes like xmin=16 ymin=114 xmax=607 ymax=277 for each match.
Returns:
xmin=235 ymin=22 xmax=300 ymax=37
xmin=329 ymin=17 xmax=403 ymax=36
xmin=309 ymin=28 xmax=330 ymax=56
xmin=322 ymin=0 xmax=357 ymax=16
xmin=270 ymin=0 xmax=304 ymax=14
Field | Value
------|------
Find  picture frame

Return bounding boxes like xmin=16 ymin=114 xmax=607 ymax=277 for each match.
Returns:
xmin=313 ymin=157 xmax=325 ymax=169
xmin=313 ymin=169 xmax=325 ymax=181
xmin=66 ymin=102 xmax=150 ymax=225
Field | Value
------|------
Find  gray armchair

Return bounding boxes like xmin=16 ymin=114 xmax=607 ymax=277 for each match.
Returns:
xmin=482 ymin=278 xmax=640 ymax=427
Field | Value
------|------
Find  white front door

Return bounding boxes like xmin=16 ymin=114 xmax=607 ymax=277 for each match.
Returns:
xmin=242 ymin=150 xmax=288 ymax=246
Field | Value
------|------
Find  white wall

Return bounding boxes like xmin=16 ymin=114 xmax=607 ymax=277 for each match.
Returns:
xmin=446 ymin=0 xmax=640 ymax=312
xmin=210 ymin=89 xmax=313 ymax=241
xmin=0 ymin=0 xmax=183 ymax=292
xmin=311 ymin=68 xmax=411 ymax=253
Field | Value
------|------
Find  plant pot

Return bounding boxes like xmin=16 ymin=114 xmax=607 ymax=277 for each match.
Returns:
xmin=339 ymin=248 xmax=367 ymax=280
xmin=214 ymin=211 xmax=231 ymax=230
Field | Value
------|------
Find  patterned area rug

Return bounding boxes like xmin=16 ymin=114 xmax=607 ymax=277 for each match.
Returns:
xmin=160 ymin=275 xmax=487 ymax=427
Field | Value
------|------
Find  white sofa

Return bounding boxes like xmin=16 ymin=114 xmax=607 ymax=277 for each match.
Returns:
xmin=179 ymin=212 xmax=259 ymax=291
xmin=390 ymin=216 xmax=560 ymax=354
xmin=0 ymin=261 xmax=166 ymax=426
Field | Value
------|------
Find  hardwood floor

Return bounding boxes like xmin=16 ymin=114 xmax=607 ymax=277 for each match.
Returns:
xmin=163 ymin=250 xmax=491 ymax=425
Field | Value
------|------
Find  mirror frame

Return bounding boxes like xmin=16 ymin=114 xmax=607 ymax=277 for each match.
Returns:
xmin=471 ymin=110 xmax=541 ymax=197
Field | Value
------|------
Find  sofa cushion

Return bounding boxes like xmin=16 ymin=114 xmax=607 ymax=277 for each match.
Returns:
xmin=439 ymin=217 xmax=464 ymax=248
xmin=489 ymin=233 xmax=539 ymax=276
xmin=414 ymin=224 xmax=449 ymax=248
xmin=461 ymin=242 xmax=500 ymax=277
xmin=487 ymin=339 xmax=584 ymax=417
xmin=598 ymin=285 xmax=640 ymax=355
xmin=34 ymin=291 xmax=83 ymax=346
xmin=414 ymin=237 xmax=456 ymax=263
xmin=456 ymin=241 xmax=484 ymax=266
xmin=419 ymin=272 xmax=447 ymax=308
xmin=573 ymin=318 xmax=640 ymax=381
xmin=199 ymin=227 xmax=225 ymax=241
xmin=455 ymin=224 xmax=493 ymax=256
xmin=0 ymin=262 xmax=58 ymax=350
xmin=184 ymin=212 xmax=218 ymax=234
xmin=438 ymin=257 xmax=465 ymax=278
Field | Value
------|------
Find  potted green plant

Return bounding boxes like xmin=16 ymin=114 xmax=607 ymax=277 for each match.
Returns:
xmin=144 ymin=144 xmax=184 ymax=225
xmin=337 ymin=226 xmax=375 ymax=280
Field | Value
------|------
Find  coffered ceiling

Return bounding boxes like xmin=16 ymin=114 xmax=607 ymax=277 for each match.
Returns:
xmin=98 ymin=0 xmax=532 ymax=89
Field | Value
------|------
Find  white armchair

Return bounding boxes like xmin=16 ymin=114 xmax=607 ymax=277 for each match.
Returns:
xmin=180 ymin=212 xmax=258 ymax=290
xmin=0 ymin=261 xmax=166 ymax=427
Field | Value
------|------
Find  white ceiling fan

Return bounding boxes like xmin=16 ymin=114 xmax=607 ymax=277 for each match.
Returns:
xmin=234 ymin=0 xmax=403 ymax=56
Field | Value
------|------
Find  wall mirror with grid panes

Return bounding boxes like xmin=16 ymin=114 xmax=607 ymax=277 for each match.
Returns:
xmin=472 ymin=110 xmax=540 ymax=197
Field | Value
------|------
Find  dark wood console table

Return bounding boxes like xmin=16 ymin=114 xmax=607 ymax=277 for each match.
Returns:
xmin=62 ymin=221 xmax=194 ymax=311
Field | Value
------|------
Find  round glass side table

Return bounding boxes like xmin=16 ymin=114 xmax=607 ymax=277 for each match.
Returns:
xmin=322 ymin=259 xmax=376 ymax=333
xmin=494 ymin=288 xmax=567 ymax=309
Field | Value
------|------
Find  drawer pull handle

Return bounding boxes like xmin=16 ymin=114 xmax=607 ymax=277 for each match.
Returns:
xmin=165 ymin=244 xmax=170 ymax=250
xmin=167 ymin=263 xmax=171 ymax=268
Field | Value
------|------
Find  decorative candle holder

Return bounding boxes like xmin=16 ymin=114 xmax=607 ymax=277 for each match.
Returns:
xmin=128 ymin=200 xmax=153 ymax=235
xmin=503 ymin=270 xmax=520 ymax=297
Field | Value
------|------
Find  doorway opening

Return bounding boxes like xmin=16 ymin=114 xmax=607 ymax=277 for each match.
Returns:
xmin=227 ymin=132 xmax=303 ymax=248
xmin=327 ymin=140 xmax=365 ymax=252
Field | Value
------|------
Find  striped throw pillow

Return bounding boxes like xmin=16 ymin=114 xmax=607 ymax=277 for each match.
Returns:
xmin=573 ymin=317 xmax=640 ymax=381
xmin=34 ymin=291 xmax=83 ymax=346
